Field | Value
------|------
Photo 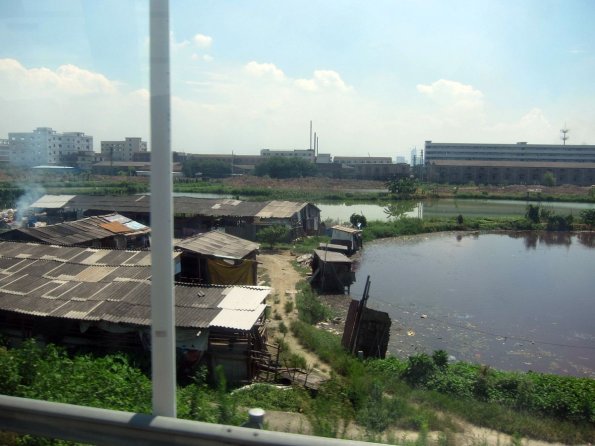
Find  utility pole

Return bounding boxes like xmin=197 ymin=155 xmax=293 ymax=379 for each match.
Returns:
xmin=560 ymin=125 xmax=570 ymax=146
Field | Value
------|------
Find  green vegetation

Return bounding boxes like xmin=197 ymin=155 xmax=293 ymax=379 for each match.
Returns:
xmin=294 ymin=281 xmax=332 ymax=325
xmin=543 ymin=171 xmax=556 ymax=187
xmin=287 ymin=281 xmax=595 ymax=443
xmin=254 ymin=157 xmax=318 ymax=178
xmin=0 ymin=184 xmax=25 ymax=208
xmin=181 ymin=159 xmax=231 ymax=178
xmin=256 ymin=224 xmax=290 ymax=249
xmin=289 ymin=320 xmax=595 ymax=443
xmin=362 ymin=203 xmax=595 ymax=242
xmin=386 ymin=176 xmax=417 ymax=197
xmin=349 ymin=212 xmax=367 ymax=228
xmin=580 ymin=208 xmax=595 ymax=229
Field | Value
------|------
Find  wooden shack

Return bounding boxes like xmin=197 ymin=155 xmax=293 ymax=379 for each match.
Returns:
xmin=0 ymin=213 xmax=150 ymax=249
xmin=0 ymin=242 xmax=270 ymax=384
xmin=28 ymin=195 xmax=322 ymax=242
xmin=342 ymin=300 xmax=391 ymax=359
xmin=174 ymin=230 xmax=259 ymax=285
xmin=330 ymin=225 xmax=363 ymax=255
xmin=309 ymin=249 xmax=355 ymax=293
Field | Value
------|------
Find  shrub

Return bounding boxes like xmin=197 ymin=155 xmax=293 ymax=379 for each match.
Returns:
xmin=295 ymin=282 xmax=331 ymax=325
xmin=256 ymin=225 xmax=290 ymax=249
xmin=402 ymin=353 xmax=436 ymax=387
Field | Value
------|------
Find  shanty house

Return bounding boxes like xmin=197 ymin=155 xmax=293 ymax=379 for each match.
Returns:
xmin=309 ymin=249 xmax=355 ymax=293
xmin=330 ymin=225 xmax=363 ymax=255
xmin=28 ymin=195 xmax=322 ymax=242
xmin=0 ymin=213 xmax=150 ymax=249
xmin=174 ymin=230 xmax=259 ymax=285
xmin=0 ymin=242 xmax=270 ymax=384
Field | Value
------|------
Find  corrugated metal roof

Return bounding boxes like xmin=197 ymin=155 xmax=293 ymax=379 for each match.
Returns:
xmin=175 ymin=230 xmax=259 ymax=259
xmin=313 ymin=249 xmax=353 ymax=264
xmin=210 ymin=304 xmax=267 ymax=330
xmin=29 ymin=195 xmax=76 ymax=209
xmin=217 ymin=287 xmax=268 ymax=310
xmin=0 ymin=243 xmax=270 ymax=330
xmin=0 ymin=242 xmax=153 ymax=266
xmin=0 ymin=214 xmax=149 ymax=246
xmin=332 ymin=225 xmax=362 ymax=234
xmin=99 ymin=221 xmax=132 ymax=233
xmin=256 ymin=201 xmax=308 ymax=219
xmin=29 ymin=195 xmax=318 ymax=220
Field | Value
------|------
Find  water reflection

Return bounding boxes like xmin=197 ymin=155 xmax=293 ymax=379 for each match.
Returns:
xmin=383 ymin=201 xmax=417 ymax=219
xmin=317 ymin=199 xmax=595 ymax=223
xmin=352 ymin=232 xmax=595 ymax=377
xmin=577 ymin=232 xmax=595 ymax=247
xmin=507 ymin=231 xmax=575 ymax=250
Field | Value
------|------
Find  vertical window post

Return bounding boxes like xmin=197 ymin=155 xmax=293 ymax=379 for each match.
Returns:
xmin=150 ymin=0 xmax=176 ymax=417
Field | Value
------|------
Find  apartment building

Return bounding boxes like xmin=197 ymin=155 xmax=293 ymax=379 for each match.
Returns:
xmin=101 ymin=137 xmax=147 ymax=162
xmin=0 ymin=139 xmax=9 ymax=163
xmin=7 ymin=127 xmax=93 ymax=166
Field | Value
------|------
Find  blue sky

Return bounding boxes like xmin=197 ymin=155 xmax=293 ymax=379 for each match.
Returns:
xmin=0 ymin=0 xmax=594 ymax=159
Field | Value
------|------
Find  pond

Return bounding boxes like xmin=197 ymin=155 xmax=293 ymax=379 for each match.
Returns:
xmin=317 ymin=199 xmax=595 ymax=224
xmin=350 ymin=232 xmax=595 ymax=377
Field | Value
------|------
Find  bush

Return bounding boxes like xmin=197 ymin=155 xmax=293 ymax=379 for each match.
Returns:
xmin=402 ymin=353 xmax=437 ymax=387
xmin=295 ymin=282 xmax=331 ymax=325
xmin=256 ymin=225 xmax=290 ymax=249
xmin=546 ymin=214 xmax=574 ymax=231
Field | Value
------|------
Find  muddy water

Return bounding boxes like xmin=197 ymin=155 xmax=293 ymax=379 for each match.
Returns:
xmin=351 ymin=232 xmax=595 ymax=377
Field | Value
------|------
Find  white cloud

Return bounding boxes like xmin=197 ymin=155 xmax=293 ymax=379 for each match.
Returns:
xmin=417 ymin=79 xmax=483 ymax=109
xmin=0 ymin=59 xmax=147 ymax=146
xmin=244 ymin=61 xmax=286 ymax=81
xmin=193 ymin=33 xmax=213 ymax=48
xmin=0 ymin=58 xmax=117 ymax=97
xmin=3 ymin=58 xmax=592 ymax=159
xmin=295 ymin=70 xmax=352 ymax=92
xmin=170 ymin=32 xmax=190 ymax=51
xmin=191 ymin=53 xmax=213 ymax=63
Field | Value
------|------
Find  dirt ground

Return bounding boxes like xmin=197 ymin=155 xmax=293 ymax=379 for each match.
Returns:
xmin=257 ymin=250 xmax=571 ymax=446
xmin=258 ymin=250 xmax=332 ymax=376
xmin=223 ymin=175 xmax=593 ymax=198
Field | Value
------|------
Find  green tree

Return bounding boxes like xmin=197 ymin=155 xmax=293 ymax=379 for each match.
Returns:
xmin=543 ymin=172 xmax=556 ymax=187
xmin=580 ymin=209 xmax=595 ymax=229
xmin=383 ymin=200 xmax=416 ymax=219
xmin=254 ymin=157 xmax=317 ymax=178
xmin=349 ymin=213 xmax=367 ymax=228
xmin=182 ymin=159 xmax=231 ymax=178
xmin=525 ymin=204 xmax=541 ymax=223
xmin=386 ymin=176 xmax=417 ymax=196
xmin=256 ymin=225 xmax=290 ymax=248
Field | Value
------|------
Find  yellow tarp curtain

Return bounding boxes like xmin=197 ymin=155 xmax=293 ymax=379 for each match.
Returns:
xmin=206 ymin=258 xmax=255 ymax=285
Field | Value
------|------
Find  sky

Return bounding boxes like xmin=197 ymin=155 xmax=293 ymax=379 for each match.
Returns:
xmin=0 ymin=0 xmax=594 ymax=161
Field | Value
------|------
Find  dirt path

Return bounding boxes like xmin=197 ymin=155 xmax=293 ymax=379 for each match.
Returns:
xmin=258 ymin=251 xmax=331 ymax=376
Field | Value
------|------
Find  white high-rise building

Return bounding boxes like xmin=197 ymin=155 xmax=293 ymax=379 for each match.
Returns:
xmin=8 ymin=127 xmax=93 ymax=166
xmin=101 ymin=137 xmax=148 ymax=162
xmin=0 ymin=139 xmax=9 ymax=163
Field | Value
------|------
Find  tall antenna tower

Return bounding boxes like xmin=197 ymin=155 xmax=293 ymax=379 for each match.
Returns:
xmin=560 ymin=124 xmax=570 ymax=146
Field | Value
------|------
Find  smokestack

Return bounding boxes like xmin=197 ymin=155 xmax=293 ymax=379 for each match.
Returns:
xmin=316 ymin=136 xmax=319 ymax=157
xmin=309 ymin=120 xmax=312 ymax=151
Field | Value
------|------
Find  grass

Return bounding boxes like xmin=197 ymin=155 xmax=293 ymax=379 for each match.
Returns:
xmin=289 ymin=299 xmax=595 ymax=444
